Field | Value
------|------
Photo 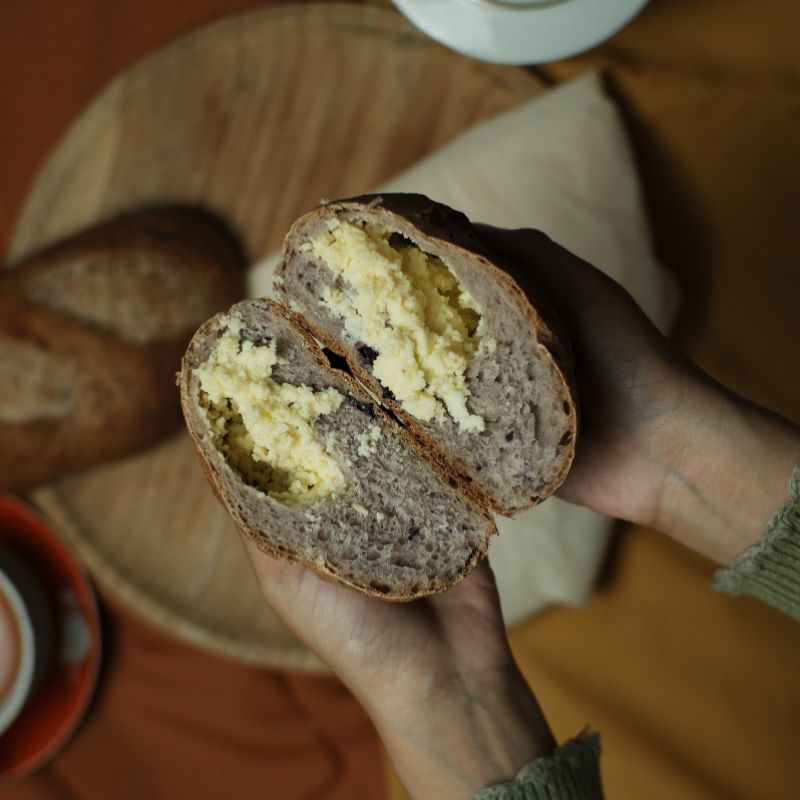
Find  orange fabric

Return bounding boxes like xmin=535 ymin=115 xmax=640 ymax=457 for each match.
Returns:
xmin=2 ymin=2 xmax=799 ymax=800
xmin=513 ymin=2 xmax=800 ymax=798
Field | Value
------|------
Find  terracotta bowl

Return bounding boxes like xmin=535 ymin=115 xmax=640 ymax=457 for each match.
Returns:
xmin=0 ymin=494 xmax=101 ymax=785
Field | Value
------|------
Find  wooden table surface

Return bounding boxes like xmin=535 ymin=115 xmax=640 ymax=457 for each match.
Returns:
xmin=9 ymin=1 xmax=542 ymax=674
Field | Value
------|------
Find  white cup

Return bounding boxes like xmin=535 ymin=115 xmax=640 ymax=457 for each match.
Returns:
xmin=392 ymin=0 xmax=650 ymax=65
xmin=465 ymin=0 xmax=571 ymax=7
xmin=0 ymin=544 xmax=54 ymax=736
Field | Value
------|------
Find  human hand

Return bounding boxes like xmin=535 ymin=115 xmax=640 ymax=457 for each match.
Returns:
xmin=243 ymin=542 xmax=554 ymax=800
xmin=238 ymin=225 xmax=799 ymax=799
xmin=478 ymin=226 xmax=800 ymax=564
xmin=476 ymin=225 xmax=688 ymax=528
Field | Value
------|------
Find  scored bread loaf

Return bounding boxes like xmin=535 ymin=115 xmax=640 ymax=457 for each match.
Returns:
xmin=0 ymin=207 xmax=246 ymax=491
xmin=276 ymin=194 xmax=576 ymax=515
xmin=179 ymin=299 xmax=496 ymax=599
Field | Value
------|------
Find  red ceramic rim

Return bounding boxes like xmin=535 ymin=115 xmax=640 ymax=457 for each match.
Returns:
xmin=0 ymin=493 xmax=102 ymax=784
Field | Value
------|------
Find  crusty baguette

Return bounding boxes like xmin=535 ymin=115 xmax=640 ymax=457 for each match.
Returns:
xmin=276 ymin=194 xmax=576 ymax=515
xmin=0 ymin=207 xmax=246 ymax=490
xmin=179 ymin=299 xmax=496 ymax=599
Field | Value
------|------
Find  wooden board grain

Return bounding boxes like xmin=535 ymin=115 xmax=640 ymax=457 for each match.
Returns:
xmin=12 ymin=3 xmax=543 ymax=670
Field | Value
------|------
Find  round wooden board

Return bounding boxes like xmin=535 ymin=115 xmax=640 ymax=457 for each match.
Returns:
xmin=13 ymin=3 xmax=543 ymax=670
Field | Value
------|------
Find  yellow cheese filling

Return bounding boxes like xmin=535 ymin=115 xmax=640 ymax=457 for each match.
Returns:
xmin=357 ymin=424 xmax=382 ymax=457
xmin=196 ymin=316 xmax=345 ymax=505
xmin=309 ymin=221 xmax=493 ymax=433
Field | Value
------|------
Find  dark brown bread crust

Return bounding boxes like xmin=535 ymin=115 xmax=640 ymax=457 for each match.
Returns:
xmin=179 ymin=299 xmax=496 ymax=600
xmin=0 ymin=207 xmax=246 ymax=491
xmin=276 ymin=193 xmax=577 ymax=515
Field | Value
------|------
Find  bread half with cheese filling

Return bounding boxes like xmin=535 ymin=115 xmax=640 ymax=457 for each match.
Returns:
xmin=180 ymin=298 xmax=497 ymax=599
xmin=276 ymin=194 xmax=576 ymax=515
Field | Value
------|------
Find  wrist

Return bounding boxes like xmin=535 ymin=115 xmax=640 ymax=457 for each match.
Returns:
xmin=367 ymin=664 xmax=554 ymax=800
xmin=653 ymin=373 xmax=800 ymax=564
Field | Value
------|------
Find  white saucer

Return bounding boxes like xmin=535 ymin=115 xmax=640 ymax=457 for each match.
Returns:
xmin=392 ymin=0 xmax=650 ymax=65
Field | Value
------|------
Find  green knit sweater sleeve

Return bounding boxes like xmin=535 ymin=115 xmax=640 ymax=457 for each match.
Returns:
xmin=713 ymin=463 xmax=800 ymax=620
xmin=471 ymin=732 xmax=603 ymax=800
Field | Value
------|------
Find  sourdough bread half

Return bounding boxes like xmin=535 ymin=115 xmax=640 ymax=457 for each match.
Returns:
xmin=276 ymin=194 xmax=576 ymax=515
xmin=0 ymin=207 xmax=246 ymax=491
xmin=179 ymin=299 xmax=497 ymax=600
